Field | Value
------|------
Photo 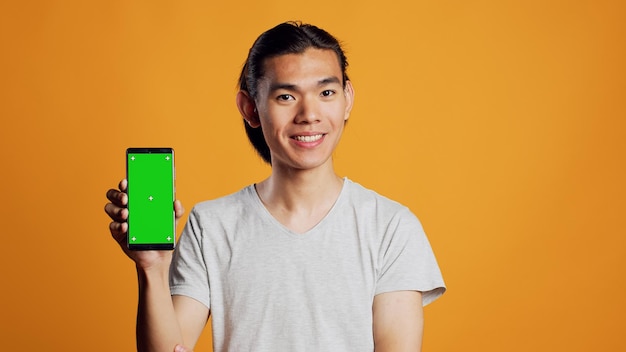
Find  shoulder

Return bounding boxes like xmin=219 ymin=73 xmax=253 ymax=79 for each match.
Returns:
xmin=188 ymin=185 xmax=256 ymax=224
xmin=344 ymin=178 xmax=413 ymax=218
xmin=341 ymin=178 xmax=426 ymax=238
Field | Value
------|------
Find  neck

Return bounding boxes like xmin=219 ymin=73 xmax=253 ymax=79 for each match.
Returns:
xmin=256 ymin=159 xmax=343 ymax=213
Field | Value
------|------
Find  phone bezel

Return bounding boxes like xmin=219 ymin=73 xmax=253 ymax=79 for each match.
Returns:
xmin=126 ymin=147 xmax=176 ymax=251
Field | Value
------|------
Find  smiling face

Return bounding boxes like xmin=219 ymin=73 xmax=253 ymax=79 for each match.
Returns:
xmin=248 ymin=48 xmax=354 ymax=172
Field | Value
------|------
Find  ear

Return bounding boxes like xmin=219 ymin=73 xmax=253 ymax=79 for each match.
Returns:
xmin=343 ymin=80 xmax=355 ymax=121
xmin=236 ymin=90 xmax=261 ymax=128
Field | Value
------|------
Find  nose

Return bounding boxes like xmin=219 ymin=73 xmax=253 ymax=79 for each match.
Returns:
xmin=294 ymin=96 xmax=320 ymax=124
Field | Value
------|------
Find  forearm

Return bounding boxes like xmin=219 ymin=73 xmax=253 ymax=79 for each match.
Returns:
xmin=136 ymin=264 xmax=184 ymax=352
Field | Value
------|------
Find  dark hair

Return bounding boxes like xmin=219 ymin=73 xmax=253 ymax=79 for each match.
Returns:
xmin=238 ymin=21 xmax=350 ymax=164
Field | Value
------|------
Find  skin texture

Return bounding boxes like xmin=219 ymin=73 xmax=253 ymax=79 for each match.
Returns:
xmin=105 ymin=180 xmax=207 ymax=352
xmin=236 ymin=48 xmax=354 ymax=233
xmin=105 ymin=47 xmax=424 ymax=351
xmin=373 ymin=291 xmax=424 ymax=351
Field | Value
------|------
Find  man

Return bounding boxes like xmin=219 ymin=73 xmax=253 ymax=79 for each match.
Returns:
xmin=105 ymin=22 xmax=445 ymax=352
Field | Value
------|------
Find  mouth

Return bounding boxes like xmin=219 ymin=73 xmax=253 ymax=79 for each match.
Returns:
xmin=292 ymin=134 xmax=324 ymax=143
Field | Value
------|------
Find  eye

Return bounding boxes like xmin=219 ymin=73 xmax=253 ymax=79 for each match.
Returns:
xmin=277 ymin=94 xmax=295 ymax=101
xmin=321 ymin=90 xmax=335 ymax=97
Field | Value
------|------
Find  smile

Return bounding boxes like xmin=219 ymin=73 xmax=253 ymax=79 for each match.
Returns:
xmin=293 ymin=134 xmax=324 ymax=142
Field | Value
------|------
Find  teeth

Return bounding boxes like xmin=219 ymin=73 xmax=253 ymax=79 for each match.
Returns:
xmin=294 ymin=134 xmax=323 ymax=142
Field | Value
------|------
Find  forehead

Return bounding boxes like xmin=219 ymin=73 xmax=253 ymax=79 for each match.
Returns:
xmin=260 ymin=48 xmax=343 ymax=87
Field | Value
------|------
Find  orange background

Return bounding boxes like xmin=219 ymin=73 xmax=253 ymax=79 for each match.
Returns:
xmin=1 ymin=0 xmax=625 ymax=351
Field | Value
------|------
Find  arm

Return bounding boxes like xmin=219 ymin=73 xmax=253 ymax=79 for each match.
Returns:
xmin=105 ymin=179 xmax=208 ymax=351
xmin=173 ymin=295 xmax=210 ymax=348
xmin=136 ymin=264 xmax=209 ymax=352
xmin=372 ymin=290 xmax=424 ymax=352
xmin=136 ymin=260 xmax=184 ymax=352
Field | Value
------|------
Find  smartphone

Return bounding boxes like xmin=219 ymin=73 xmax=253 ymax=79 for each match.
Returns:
xmin=126 ymin=148 xmax=176 ymax=250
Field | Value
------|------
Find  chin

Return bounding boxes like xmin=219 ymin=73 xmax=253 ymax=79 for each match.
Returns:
xmin=295 ymin=157 xmax=333 ymax=171
xmin=274 ymin=157 xmax=325 ymax=171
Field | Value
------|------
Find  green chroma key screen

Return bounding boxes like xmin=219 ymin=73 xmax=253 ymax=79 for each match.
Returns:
xmin=126 ymin=148 xmax=175 ymax=249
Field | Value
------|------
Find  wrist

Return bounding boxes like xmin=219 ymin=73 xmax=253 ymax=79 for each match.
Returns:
xmin=135 ymin=255 xmax=172 ymax=286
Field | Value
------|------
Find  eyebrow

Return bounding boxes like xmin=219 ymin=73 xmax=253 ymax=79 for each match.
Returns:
xmin=269 ymin=76 xmax=342 ymax=93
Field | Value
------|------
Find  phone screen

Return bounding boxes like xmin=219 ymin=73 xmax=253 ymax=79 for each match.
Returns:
xmin=126 ymin=148 xmax=175 ymax=250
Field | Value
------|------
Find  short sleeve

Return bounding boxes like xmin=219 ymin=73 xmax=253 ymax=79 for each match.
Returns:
xmin=375 ymin=208 xmax=446 ymax=306
xmin=169 ymin=207 xmax=211 ymax=309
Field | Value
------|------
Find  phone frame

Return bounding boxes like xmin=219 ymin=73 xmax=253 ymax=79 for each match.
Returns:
xmin=126 ymin=147 xmax=176 ymax=251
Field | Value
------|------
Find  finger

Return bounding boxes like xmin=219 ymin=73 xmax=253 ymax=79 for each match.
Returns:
xmin=119 ymin=178 xmax=128 ymax=192
xmin=109 ymin=221 xmax=128 ymax=245
xmin=106 ymin=188 xmax=128 ymax=207
xmin=104 ymin=204 xmax=128 ymax=225
xmin=174 ymin=200 xmax=185 ymax=220
xmin=105 ymin=179 xmax=128 ymax=206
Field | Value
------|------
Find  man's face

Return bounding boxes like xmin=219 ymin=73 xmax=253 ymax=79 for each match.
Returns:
xmin=254 ymin=48 xmax=354 ymax=172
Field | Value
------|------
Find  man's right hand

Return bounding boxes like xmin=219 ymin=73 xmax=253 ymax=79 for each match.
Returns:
xmin=104 ymin=178 xmax=185 ymax=269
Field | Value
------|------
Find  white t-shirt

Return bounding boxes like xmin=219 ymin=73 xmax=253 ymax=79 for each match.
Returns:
xmin=170 ymin=178 xmax=445 ymax=352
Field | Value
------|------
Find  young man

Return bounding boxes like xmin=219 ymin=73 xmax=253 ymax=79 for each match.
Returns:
xmin=105 ymin=22 xmax=445 ymax=352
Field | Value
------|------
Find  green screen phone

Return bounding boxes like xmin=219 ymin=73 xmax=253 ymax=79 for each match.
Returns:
xmin=126 ymin=148 xmax=176 ymax=250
